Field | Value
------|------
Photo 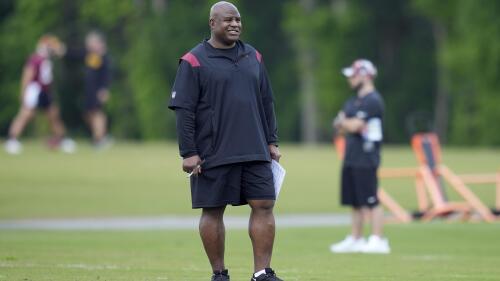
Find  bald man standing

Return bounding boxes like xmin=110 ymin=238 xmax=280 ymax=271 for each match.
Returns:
xmin=168 ymin=2 xmax=283 ymax=281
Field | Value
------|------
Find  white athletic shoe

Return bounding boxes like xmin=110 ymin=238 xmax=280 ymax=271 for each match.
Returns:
xmin=93 ymin=136 xmax=113 ymax=151
xmin=330 ymin=235 xmax=366 ymax=253
xmin=60 ymin=138 xmax=76 ymax=154
xmin=5 ymin=139 xmax=22 ymax=155
xmin=362 ymin=235 xmax=391 ymax=254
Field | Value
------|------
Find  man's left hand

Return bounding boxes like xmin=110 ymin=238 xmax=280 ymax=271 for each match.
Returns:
xmin=333 ymin=111 xmax=345 ymax=129
xmin=98 ymin=89 xmax=110 ymax=103
xmin=269 ymin=144 xmax=281 ymax=162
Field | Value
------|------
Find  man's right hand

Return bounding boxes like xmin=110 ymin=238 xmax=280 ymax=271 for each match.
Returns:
xmin=333 ymin=112 xmax=345 ymax=129
xmin=97 ymin=89 xmax=110 ymax=103
xmin=182 ymin=155 xmax=202 ymax=175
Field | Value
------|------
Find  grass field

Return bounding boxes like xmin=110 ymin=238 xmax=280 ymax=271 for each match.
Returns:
xmin=1 ymin=224 xmax=500 ymax=281
xmin=1 ymin=141 xmax=499 ymax=218
xmin=1 ymin=141 xmax=500 ymax=280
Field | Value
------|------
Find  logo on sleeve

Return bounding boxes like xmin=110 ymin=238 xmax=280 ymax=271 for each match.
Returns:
xmin=171 ymin=91 xmax=176 ymax=99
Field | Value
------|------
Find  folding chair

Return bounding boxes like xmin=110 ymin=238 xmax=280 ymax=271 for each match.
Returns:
xmin=411 ymin=133 xmax=497 ymax=222
xmin=458 ymin=173 xmax=500 ymax=217
xmin=334 ymin=133 xmax=500 ymax=223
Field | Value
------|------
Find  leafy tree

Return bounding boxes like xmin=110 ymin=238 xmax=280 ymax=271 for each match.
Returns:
xmin=0 ymin=0 xmax=498 ymax=146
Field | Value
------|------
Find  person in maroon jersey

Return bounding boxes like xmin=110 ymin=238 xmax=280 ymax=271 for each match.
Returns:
xmin=4 ymin=35 xmax=76 ymax=154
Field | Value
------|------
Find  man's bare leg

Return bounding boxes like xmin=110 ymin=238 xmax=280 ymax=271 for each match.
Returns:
xmin=199 ymin=206 xmax=226 ymax=272
xmin=8 ymin=107 xmax=35 ymax=139
xmin=351 ymin=207 xmax=364 ymax=239
xmin=46 ymin=105 xmax=65 ymax=139
xmin=370 ymin=205 xmax=384 ymax=237
xmin=88 ymin=110 xmax=107 ymax=142
xmin=248 ymin=199 xmax=275 ymax=272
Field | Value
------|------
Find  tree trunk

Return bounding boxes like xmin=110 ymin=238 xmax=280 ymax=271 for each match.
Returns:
xmin=433 ymin=22 xmax=449 ymax=143
xmin=152 ymin=0 xmax=167 ymax=13
xmin=298 ymin=0 xmax=318 ymax=144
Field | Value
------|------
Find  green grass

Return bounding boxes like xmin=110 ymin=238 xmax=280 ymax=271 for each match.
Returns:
xmin=1 ymin=224 xmax=500 ymax=281
xmin=0 ymin=141 xmax=499 ymax=219
xmin=1 ymin=141 xmax=500 ymax=280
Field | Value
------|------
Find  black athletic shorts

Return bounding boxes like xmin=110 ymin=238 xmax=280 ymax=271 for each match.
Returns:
xmin=341 ymin=166 xmax=379 ymax=208
xmin=190 ymin=161 xmax=275 ymax=208
xmin=37 ymin=91 xmax=52 ymax=110
xmin=84 ymin=92 xmax=102 ymax=111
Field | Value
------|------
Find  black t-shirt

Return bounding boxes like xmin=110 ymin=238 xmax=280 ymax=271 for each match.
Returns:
xmin=65 ymin=49 xmax=110 ymax=96
xmin=84 ymin=52 xmax=110 ymax=96
xmin=169 ymin=40 xmax=278 ymax=169
xmin=206 ymin=43 xmax=238 ymax=61
xmin=342 ymin=91 xmax=384 ymax=168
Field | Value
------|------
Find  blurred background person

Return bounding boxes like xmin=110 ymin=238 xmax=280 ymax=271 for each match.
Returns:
xmin=83 ymin=31 xmax=112 ymax=149
xmin=330 ymin=59 xmax=389 ymax=254
xmin=4 ymin=34 xmax=76 ymax=155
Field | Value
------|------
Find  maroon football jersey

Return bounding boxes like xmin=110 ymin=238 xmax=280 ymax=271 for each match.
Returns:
xmin=26 ymin=53 xmax=53 ymax=92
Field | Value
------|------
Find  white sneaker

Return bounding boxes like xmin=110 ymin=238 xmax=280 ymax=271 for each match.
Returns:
xmin=60 ymin=138 xmax=76 ymax=154
xmin=93 ymin=136 xmax=113 ymax=151
xmin=330 ymin=235 xmax=366 ymax=253
xmin=362 ymin=235 xmax=391 ymax=254
xmin=5 ymin=139 xmax=22 ymax=155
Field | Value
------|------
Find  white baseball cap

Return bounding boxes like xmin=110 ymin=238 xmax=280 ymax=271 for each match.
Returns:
xmin=342 ymin=59 xmax=377 ymax=78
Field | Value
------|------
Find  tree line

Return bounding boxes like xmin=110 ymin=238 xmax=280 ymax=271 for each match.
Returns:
xmin=1 ymin=0 xmax=499 ymax=145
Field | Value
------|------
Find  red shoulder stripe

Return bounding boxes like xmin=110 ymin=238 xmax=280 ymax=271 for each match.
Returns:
xmin=181 ymin=52 xmax=201 ymax=67
xmin=255 ymin=50 xmax=262 ymax=63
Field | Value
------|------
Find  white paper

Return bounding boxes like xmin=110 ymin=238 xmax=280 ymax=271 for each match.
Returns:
xmin=271 ymin=160 xmax=286 ymax=199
